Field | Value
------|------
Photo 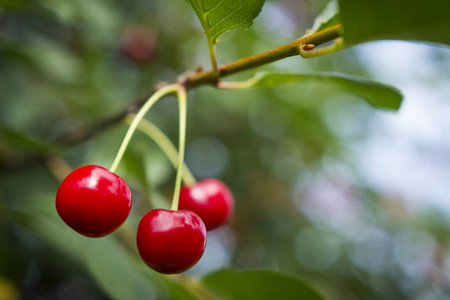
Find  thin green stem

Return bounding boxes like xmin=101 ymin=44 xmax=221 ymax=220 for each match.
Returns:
xmin=207 ymin=35 xmax=219 ymax=73
xmin=299 ymin=38 xmax=344 ymax=58
xmin=217 ymin=79 xmax=258 ymax=89
xmin=170 ymin=86 xmax=188 ymax=211
xmin=198 ymin=1 xmax=219 ymax=73
xmin=124 ymin=114 xmax=196 ymax=185
xmin=109 ymin=84 xmax=179 ymax=173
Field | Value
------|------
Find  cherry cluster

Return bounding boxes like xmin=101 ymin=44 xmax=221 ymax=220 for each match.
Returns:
xmin=56 ymin=165 xmax=234 ymax=274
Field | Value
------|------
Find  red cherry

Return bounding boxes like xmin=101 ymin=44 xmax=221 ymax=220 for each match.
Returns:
xmin=179 ymin=178 xmax=234 ymax=231
xmin=55 ymin=165 xmax=132 ymax=238
xmin=136 ymin=209 xmax=207 ymax=274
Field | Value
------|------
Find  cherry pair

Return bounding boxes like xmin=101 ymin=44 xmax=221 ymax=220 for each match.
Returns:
xmin=137 ymin=177 xmax=234 ymax=274
xmin=56 ymin=165 xmax=234 ymax=274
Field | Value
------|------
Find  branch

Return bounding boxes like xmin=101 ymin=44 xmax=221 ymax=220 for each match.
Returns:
xmin=184 ymin=24 xmax=343 ymax=87
xmin=55 ymin=89 xmax=155 ymax=146
xmin=43 ymin=25 xmax=344 ymax=148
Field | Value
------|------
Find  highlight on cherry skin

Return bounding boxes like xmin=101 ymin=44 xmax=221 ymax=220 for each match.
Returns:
xmin=179 ymin=178 xmax=234 ymax=231
xmin=55 ymin=165 xmax=132 ymax=238
xmin=136 ymin=209 xmax=207 ymax=274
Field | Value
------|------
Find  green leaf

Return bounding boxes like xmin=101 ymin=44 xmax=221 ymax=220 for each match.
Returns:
xmin=186 ymin=0 xmax=265 ymax=44
xmin=202 ymin=269 xmax=325 ymax=300
xmin=1 ymin=128 xmax=54 ymax=153
xmin=248 ymin=72 xmax=402 ymax=111
xmin=309 ymin=0 xmax=340 ymax=34
xmin=80 ymin=236 xmax=160 ymax=300
xmin=163 ymin=278 xmax=199 ymax=300
xmin=338 ymin=0 xmax=450 ymax=46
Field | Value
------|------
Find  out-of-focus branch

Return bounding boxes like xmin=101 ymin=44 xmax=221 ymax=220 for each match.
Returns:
xmin=0 ymin=25 xmax=343 ymax=171
xmin=55 ymin=25 xmax=343 ymax=147
xmin=54 ymin=89 xmax=155 ymax=146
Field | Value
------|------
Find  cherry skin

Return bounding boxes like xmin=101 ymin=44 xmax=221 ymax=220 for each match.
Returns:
xmin=179 ymin=178 xmax=234 ymax=231
xmin=136 ymin=209 xmax=207 ymax=274
xmin=56 ymin=165 xmax=132 ymax=238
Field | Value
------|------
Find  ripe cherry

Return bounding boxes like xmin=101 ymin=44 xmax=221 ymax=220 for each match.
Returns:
xmin=179 ymin=178 xmax=234 ymax=231
xmin=56 ymin=165 xmax=132 ymax=238
xmin=136 ymin=209 xmax=207 ymax=274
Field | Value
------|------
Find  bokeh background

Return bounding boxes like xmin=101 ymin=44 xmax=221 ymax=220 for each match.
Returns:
xmin=1 ymin=0 xmax=450 ymax=299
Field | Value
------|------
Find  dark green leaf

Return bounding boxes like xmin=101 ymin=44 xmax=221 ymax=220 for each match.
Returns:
xmin=249 ymin=72 xmax=402 ymax=110
xmin=339 ymin=0 xmax=450 ymax=46
xmin=186 ymin=0 xmax=265 ymax=44
xmin=202 ymin=269 xmax=325 ymax=300
xmin=309 ymin=0 xmax=340 ymax=34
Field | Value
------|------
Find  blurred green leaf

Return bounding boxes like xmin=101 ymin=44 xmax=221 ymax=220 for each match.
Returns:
xmin=202 ymin=269 xmax=325 ymax=300
xmin=40 ymin=0 xmax=79 ymax=23
xmin=13 ymin=194 xmax=82 ymax=263
xmin=151 ymin=191 xmax=171 ymax=210
xmin=80 ymin=236 xmax=159 ymax=300
xmin=2 ymin=128 xmax=54 ymax=153
xmin=309 ymin=0 xmax=340 ymax=34
xmin=249 ymin=72 xmax=402 ymax=110
xmin=186 ymin=0 xmax=265 ymax=44
xmin=122 ymin=142 xmax=150 ymax=188
xmin=21 ymin=39 xmax=83 ymax=84
xmin=339 ymin=0 xmax=450 ymax=46
xmin=164 ymin=279 xmax=199 ymax=300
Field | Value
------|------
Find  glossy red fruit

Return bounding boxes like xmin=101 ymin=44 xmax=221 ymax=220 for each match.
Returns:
xmin=136 ymin=209 xmax=207 ymax=274
xmin=179 ymin=178 xmax=234 ymax=231
xmin=56 ymin=165 xmax=132 ymax=238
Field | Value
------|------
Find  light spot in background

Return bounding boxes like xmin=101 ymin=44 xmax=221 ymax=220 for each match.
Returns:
xmin=322 ymin=98 xmax=372 ymax=141
xmin=393 ymin=230 xmax=436 ymax=282
xmin=356 ymin=41 xmax=438 ymax=84
xmin=443 ymin=255 xmax=450 ymax=288
xmin=293 ymin=174 xmax=369 ymax=237
xmin=185 ymin=136 xmax=229 ymax=179
xmin=350 ymin=227 xmax=391 ymax=274
xmin=257 ymin=2 xmax=298 ymax=40
xmin=295 ymin=226 xmax=341 ymax=271
xmin=188 ymin=229 xmax=233 ymax=276
xmin=413 ymin=288 xmax=448 ymax=300
xmin=352 ymin=41 xmax=450 ymax=214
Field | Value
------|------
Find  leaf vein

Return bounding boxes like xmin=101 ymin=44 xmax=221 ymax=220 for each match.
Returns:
xmin=209 ymin=0 xmax=250 ymax=32
xmin=204 ymin=0 xmax=225 ymax=16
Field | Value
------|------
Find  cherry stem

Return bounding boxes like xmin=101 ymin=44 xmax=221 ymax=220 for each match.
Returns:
xmin=109 ymin=84 xmax=179 ymax=173
xmin=170 ymin=86 xmax=188 ymax=211
xmin=124 ymin=114 xmax=196 ymax=186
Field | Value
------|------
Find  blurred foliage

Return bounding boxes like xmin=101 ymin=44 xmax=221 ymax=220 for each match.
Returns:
xmin=339 ymin=0 xmax=450 ymax=46
xmin=1 ymin=0 xmax=450 ymax=299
